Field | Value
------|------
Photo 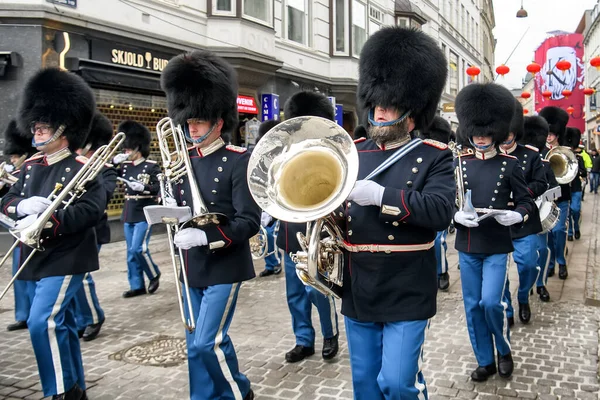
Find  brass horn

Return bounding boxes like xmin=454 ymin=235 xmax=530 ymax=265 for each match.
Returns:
xmin=545 ymin=146 xmax=578 ymax=184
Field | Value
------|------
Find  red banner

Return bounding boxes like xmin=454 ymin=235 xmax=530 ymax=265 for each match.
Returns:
xmin=534 ymin=33 xmax=585 ymax=132
xmin=237 ymin=95 xmax=258 ymax=114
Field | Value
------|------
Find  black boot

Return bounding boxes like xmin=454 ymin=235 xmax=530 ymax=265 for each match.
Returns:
xmin=537 ymin=286 xmax=550 ymax=302
xmin=518 ymin=303 xmax=531 ymax=324
xmin=498 ymin=352 xmax=514 ymax=379
xmin=507 ymin=316 xmax=514 ymax=327
xmin=122 ymin=288 xmax=147 ymax=298
xmin=82 ymin=319 xmax=105 ymax=342
xmin=322 ymin=334 xmax=339 ymax=360
xmin=558 ymin=264 xmax=568 ymax=280
xmin=148 ymin=275 xmax=161 ymax=294
xmin=243 ymin=389 xmax=254 ymax=400
xmin=547 ymin=268 xmax=555 ymax=278
xmin=470 ymin=363 xmax=497 ymax=382
xmin=6 ymin=321 xmax=27 ymax=331
xmin=52 ymin=383 xmax=87 ymax=400
xmin=438 ymin=272 xmax=450 ymax=291
xmin=575 ymin=231 xmax=581 ymax=240
xmin=285 ymin=345 xmax=315 ymax=363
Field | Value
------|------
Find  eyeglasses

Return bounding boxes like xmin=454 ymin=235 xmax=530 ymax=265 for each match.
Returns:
xmin=30 ymin=123 xmax=53 ymax=135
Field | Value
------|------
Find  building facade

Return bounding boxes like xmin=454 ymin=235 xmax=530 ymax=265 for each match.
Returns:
xmin=582 ymin=2 xmax=600 ymax=150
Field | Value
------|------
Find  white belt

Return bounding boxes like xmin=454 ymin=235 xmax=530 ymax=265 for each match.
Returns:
xmin=342 ymin=240 xmax=434 ymax=254
xmin=125 ymin=195 xmax=154 ymax=200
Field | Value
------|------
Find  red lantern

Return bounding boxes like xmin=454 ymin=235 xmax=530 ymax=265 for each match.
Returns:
xmin=556 ymin=60 xmax=571 ymax=71
xmin=523 ymin=109 xmax=529 ymax=115
xmin=542 ymin=91 xmax=552 ymax=99
xmin=590 ymin=56 xmax=600 ymax=70
xmin=536 ymin=108 xmax=541 ymax=113
xmin=466 ymin=66 xmax=481 ymax=77
xmin=584 ymin=88 xmax=595 ymax=96
xmin=521 ymin=92 xmax=531 ymax=99
xmin=562 ymin=89 xmax=572 ymax=98
xmin=567 ymin=106 xmax=575 ymax=115
xmin=526 ymin=62 xmax=541 ymax=74
xmin=496 ymin=64 xmax=510 ymax=76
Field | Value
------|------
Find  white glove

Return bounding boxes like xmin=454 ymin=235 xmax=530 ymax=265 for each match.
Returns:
xmin=15 ymin=214 xmax=39 ymax=230
xmin=127 ymin=181 xmax=145 ymax=192
xmin=261 ymin=211 xmax=272 ymax=227
xmin=347 ymin=180 xmax=385 ymax=207
xmin=163 ymin=197 xmax=178 ymax=207
xmin=0 ymin=182 xmax=5 ymax=190
xmin=16 ymin=196 xmax=52 ymax=217
xmin=454 ymin=210 xmax=479 ymax=228
xmin=113 ymin=153 xmax=129 ymax=165
xmin=173 ymin=228 xmax=208 ymax=249
xmin=494 ymin=210 xmax=523 ymax=226
xmin=3 ymin=164 xmax=14 ymax=173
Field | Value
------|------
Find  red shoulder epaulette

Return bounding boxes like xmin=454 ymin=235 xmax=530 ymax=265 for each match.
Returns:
xmin=75 ymin=155 xmax=89 ymax=164
xmin=225 ymin=144 xmax=247 ymax=154
xmin=423 ymin=139 xmax=448 ymax=150
xmin=525 ymin=144 xmax=540 ymax=153
xmin=354 ymin=137 xmax=367 ymax=144
xmin=499 ymin=153 xmax=517 ymax=159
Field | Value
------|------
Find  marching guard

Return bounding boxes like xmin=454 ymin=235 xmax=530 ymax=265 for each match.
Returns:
xmin=538 ymin=107 xmax=570 ymax=280
xmin=1 ymin=68 xmax=106 ymax=399
xmin=499 ymin=100 xmax=547 ymax=325
xmin=3 ymin=119 xmax=36 ymax=332
xmin=113 ymin=120 xmax=161 ymax=297
xmin=276 ymin=91 xmax=340 ymax=363
xmin=566 ymin=128 xmax=586 ymax=241
xmin=161 ymin=50 xmax=260 ymax=400
xmin=454 ymin=83 xmax=533 ymax=381
xmin=342 ymin=27 xmax=454 ymax=399
xmin=73 ymin=112 xmax=118 ymax=341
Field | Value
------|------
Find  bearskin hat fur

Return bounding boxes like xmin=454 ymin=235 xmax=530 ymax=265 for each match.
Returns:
xmin=510 ymin=100 xmax=524 ymax=142
xmin=3 ymin=119 xmax=35 ymax=157
xmin=520 ymin=116 xmax=549 ymax=151
xmin=562 ymin=127 xmax=582 ymax=149
xmin=455 ymin=83 xmax=515 ymax=145
xmin=118 ymin=120 xmax=151 ymax=158
xmin=161 ymin=50 xmax=238 ymax=137
xmin=354 ymin=125 xmax=368 ymax=140
xmin=18 ymin=68 xmax=95 ymax=150
xmin=86 ymin=112 xmax=114 ymax=151
xmin=357 ymin=27 xmax=447 ymax=130
xmin=538 ymin=106 xmax=569 ymax=139
xmin=257 ymin=119 xmax=279 ymax=144
xmin=284 ymin=91 xmax=335 ymax=121
xmin=421 ymin=116 xmax=452 ymax=144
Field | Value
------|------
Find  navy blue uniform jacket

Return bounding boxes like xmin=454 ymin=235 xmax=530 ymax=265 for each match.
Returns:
xmin=340 ymin=138 xmax=455 ymax=323
xmin=119 ymin=159 xmax=160 ymax=223
xmin=96 ymin=164 xmax=118 ymax=244
xmin=175 ymin=140 xmax=261 ymax=288
xmin=1 ymin=151 xmax=106 ymax=280
xmin=541 ymin=146 xmax=571 ymax=203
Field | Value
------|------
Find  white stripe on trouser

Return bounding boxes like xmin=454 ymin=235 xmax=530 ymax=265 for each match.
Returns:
xmin=327 ymin=296 xmax=338 ymax=336
xmin=414 ymin=319 xmax=430 ymax=400
xmin=48 ymin=276 xmax=73 ymax=394
xmin=499 ymin=258 xmax=511 ymax=351
xmin=214 ymin=283 xmax=243 ymax=400
xmin=273 ymin=222 xmax=281 ymax=264
xmin=82 ymin=273 xmax=99 ymax=324
xmin=141 ymin=227 xmax=159 ymax=278
xmin=440 ymin=233 xmax=447 ymax=274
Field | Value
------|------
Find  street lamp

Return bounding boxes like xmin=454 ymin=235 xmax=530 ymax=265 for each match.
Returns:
xmin=516 ymin=0 xmax=528 ymax=18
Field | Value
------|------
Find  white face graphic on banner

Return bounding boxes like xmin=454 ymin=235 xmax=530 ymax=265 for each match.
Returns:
xmin=540 ymin=46 xmax=580 ymax=100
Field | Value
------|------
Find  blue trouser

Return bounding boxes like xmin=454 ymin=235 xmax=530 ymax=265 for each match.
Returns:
xmin=590 ymin=172 xmax=599 ymax=193
xmin=28 ymin=275 xmax=86 ymax=397
xmin=183 ymin=283 xmax=251 ymax=400
xmin=568 ymin=191 xmax=582 ymax=236
xmin=284 ymin=253 xmax=339 ymax=346
xmin=124 ymin=221 xmax=160 ymax=290
xmin=536 ymin=233 xmax=550 ymax=287
xmin=12 ymin=245 xmax=34 ymax=322
xmin=264 ymin=223 xmax=281 ymax=271
xmin=74 ymin=245 xmax=105 ymax=330
xmin=345 ymin=317 xmax=429 ymax=400
xmin=548 ymin=200 xmax=569 ymax=269
xmin=503 ymin=235 xmax=540 ymax=317
xmin=459 ymin=252 xmax=511 ymax=367
xmin=435 ymin=230 xmax=448 ymax=276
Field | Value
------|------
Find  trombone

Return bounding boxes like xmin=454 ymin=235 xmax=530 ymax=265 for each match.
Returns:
xmin=0 ymin=132 xmax=126 ymax=303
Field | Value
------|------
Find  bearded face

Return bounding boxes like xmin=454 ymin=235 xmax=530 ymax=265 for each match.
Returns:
xmin=368 ymin=117 xmax=410 ymax=146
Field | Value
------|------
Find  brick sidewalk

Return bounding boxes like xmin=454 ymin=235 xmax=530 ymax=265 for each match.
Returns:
xmin=0 ymin=199 xmax=599 ymax=399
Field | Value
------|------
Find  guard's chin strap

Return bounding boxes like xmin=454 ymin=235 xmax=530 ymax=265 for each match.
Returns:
xmin=81 ymin=143 xmax=93 ymax=155
xmin=32 ymin=124 xmax=65 ymax=148
xmin=368 ymin=109 xmax=411 ymax=127
xmin=14 ymin=155 xmax=26 ymax=170
xmin=183 ymin=122 xmax=216 ymax=144
xmin=127 ymin=147 xmax=140 ymax=161
xmin=502 ymin=136 xmax=515 ymax=146
xmin=469 ymin=137 xmax=494 ymax=151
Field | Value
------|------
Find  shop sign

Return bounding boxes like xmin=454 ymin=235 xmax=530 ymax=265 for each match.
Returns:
xmin=47 ymin=0 xmax=76 ymax=8
xmin=442 ymin=102 xmax=455 ymax=112
xmin=237 ymin=95 xmax=258 ymax=114
xmin=91 ymin=39 xmax=174 ymax=72
xmin=261 ymin=94 xmax=280 ymax=121
xmin=335 ymin=104 xmax=343 ymax=126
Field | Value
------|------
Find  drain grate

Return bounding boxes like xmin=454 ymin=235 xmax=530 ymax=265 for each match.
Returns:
xmin=110 ymin=336 xmax=187 ymax=367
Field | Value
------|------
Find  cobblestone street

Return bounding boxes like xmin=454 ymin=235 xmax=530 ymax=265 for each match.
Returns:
xmin=1 ymin=195 xmax=599 ymax=400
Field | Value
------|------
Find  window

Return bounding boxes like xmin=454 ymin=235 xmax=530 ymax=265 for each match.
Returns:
xmin=352 ymin=0 xmax=367 ymax=56
xmin=286 ymin=0 xmax=309 ymax=45
xmin=243 ymin=0 xmax=272 ymax=25
xmin=461 ymin=5 xmax=465 ymax=36
xmin=449 ymin=51 xmax=459 ymax=96
xmin=368 ymin=5 xmax=382 ymax=34
xmin=397 ymin=16 xmax=409 ymax=28
xmin=212 ymin=0 xmax=235 ymax=16
xmin=448 ymin=0 xmax=453 ymax=23
xmin=334 ymin=0 xmax=349 ymax=54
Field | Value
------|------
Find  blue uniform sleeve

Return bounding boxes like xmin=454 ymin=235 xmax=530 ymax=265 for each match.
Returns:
xmin=1 ymin=165 xmax=27 ymax=220
xmin=527 ymin=154 xmax=547 ymax=198
xmin=378 ymin=149 xmax=455 ymax=231
xmin=102 ymin=165 xmax=118 ymax=203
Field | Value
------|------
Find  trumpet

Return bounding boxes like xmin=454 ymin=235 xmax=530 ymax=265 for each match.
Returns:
xmin=0 ymin=132 xmax=126 ymax=303
xmin=0 ymin=162 xmax=19 ymax=186
xmin=249 ymin=225 xmax=269 ymax=260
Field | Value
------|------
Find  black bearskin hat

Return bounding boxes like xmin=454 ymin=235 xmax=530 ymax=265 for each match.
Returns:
xmin=85 ymin=112 xmax=114 ymax=151
xmin=161 ymin=50 xmax=238 ymax=137
xmin=284 ymin=91 xmax=335 ymax=121
xmin=562 ymin=127 xmax=582 ymax=149
xmin=455 ymin=83 xmax=515 ymax=145
xmin=257 ymin=119 xmax=279 ymax=143
xmin=3 ymin=119 xmax=35 ymax=157
xmin=510 ymin=100 xmax=524 ymax=142
xmin=538 ymin=106 xmax=569 ymax=139
xmin=520 ymin=116 xmax=549 ymax=151
xmin=118 ymin=120 xmax=151 ymax=158
xmin=357 ymin=27 xmax=447 ymax=130
xmin=354 ymin=125 xmax=368 ymax=140
xmin=18 ymin=68 xmax=95 ymax=150
xmin=421 ymin=116 xmax=452 ymax=144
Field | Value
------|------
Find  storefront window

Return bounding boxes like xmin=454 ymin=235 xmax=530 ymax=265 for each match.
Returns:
xmin=352 ymin=0 xmax=367 ymax=57
xmin=287 ymin=0 xmax=308 ymax=45
xmin=243 ymin=0 xmax=272 ymax=25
